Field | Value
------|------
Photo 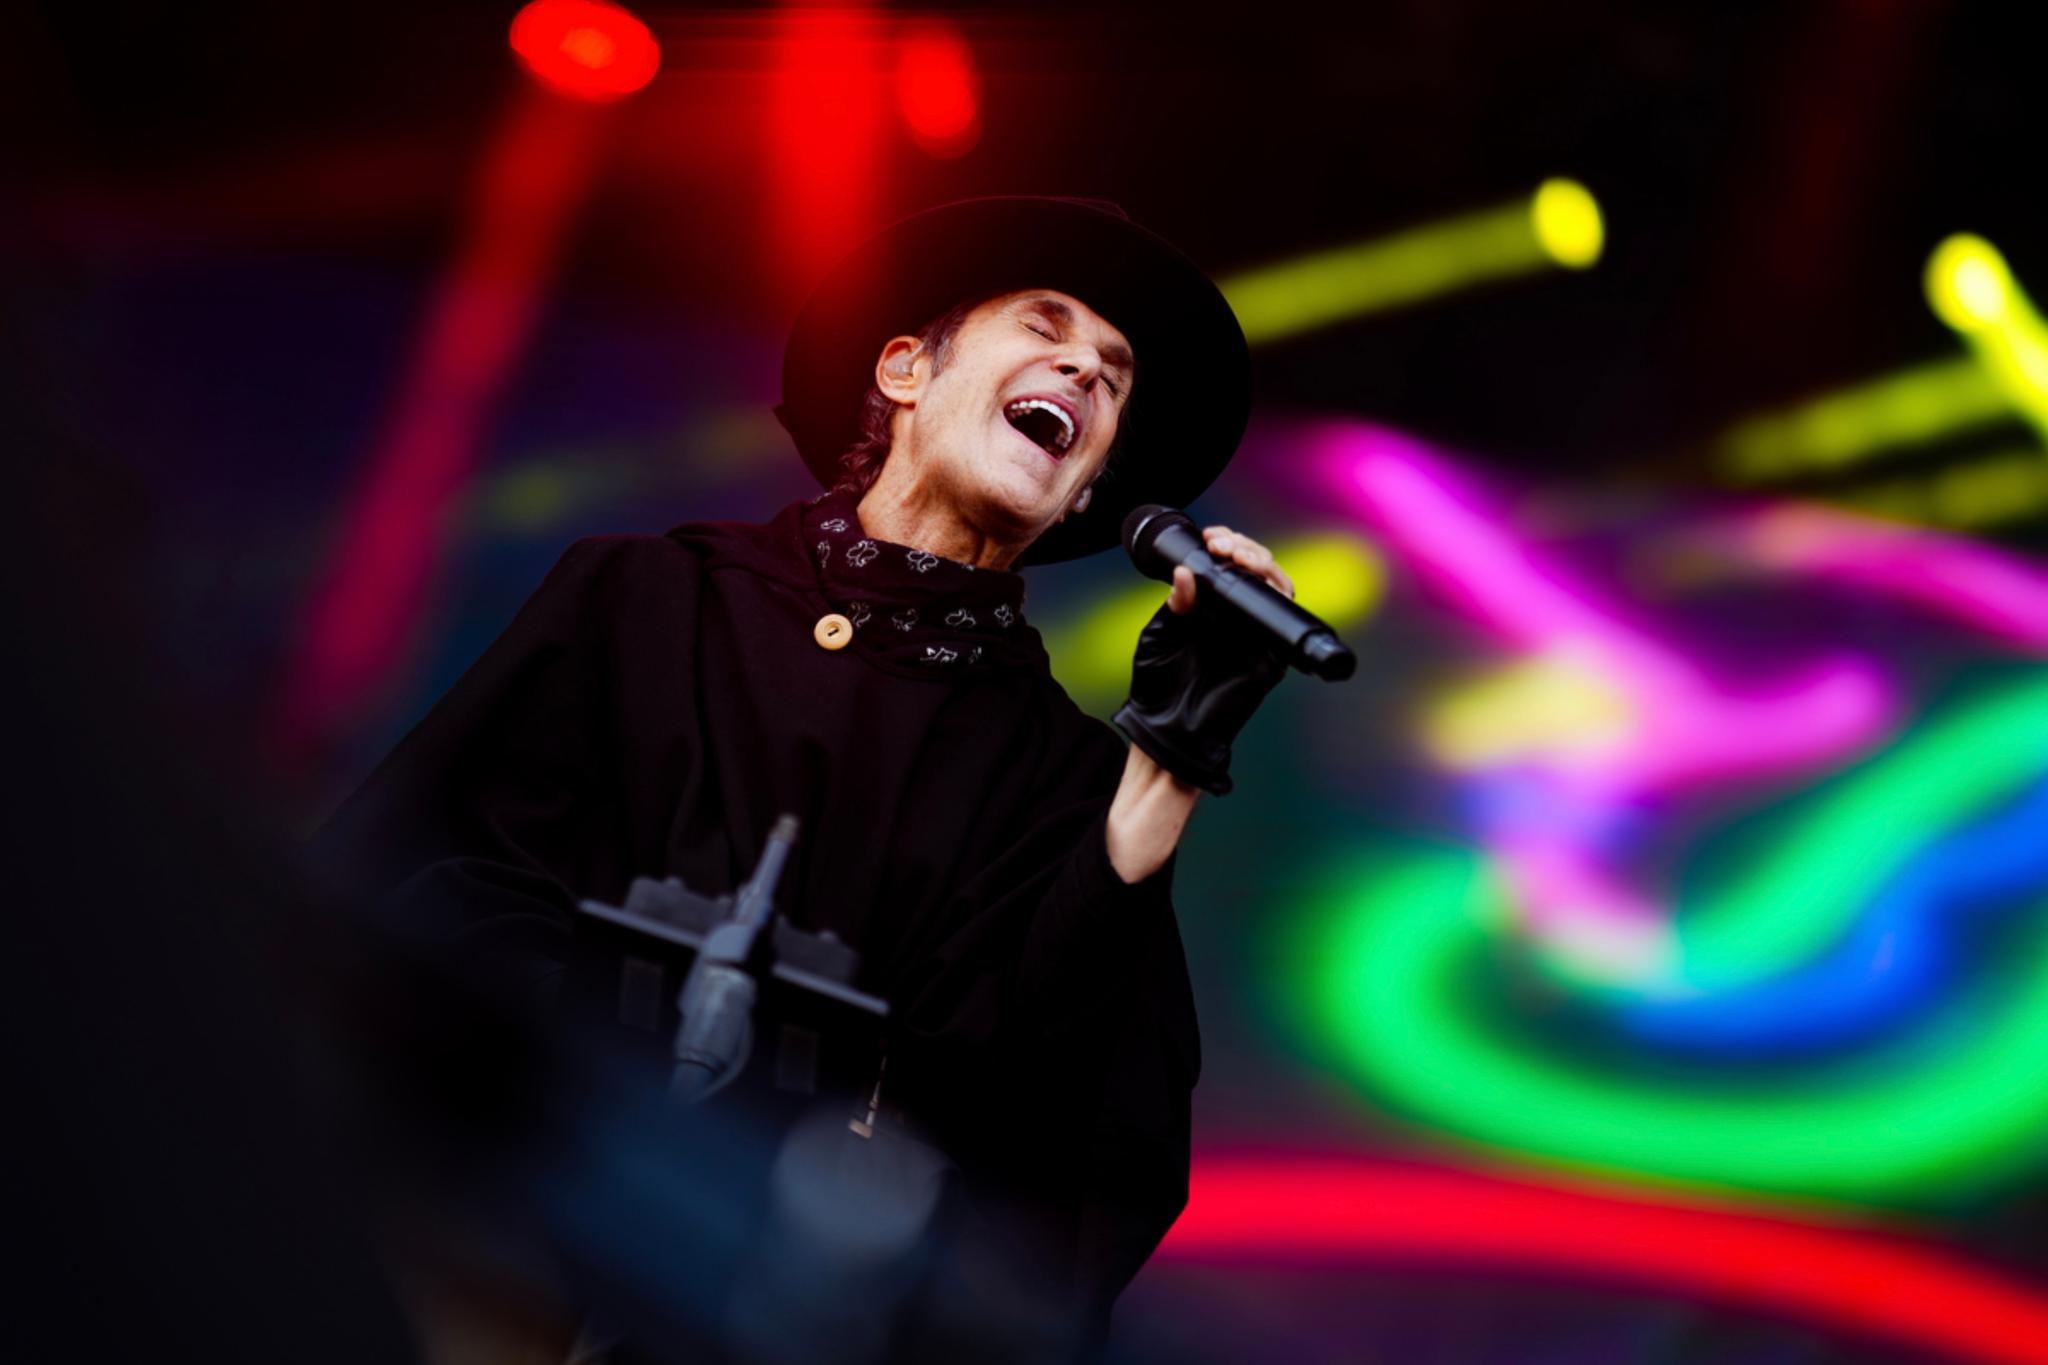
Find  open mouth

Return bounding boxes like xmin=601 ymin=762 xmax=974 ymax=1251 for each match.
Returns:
xmin=1003 ymin=398 xmax=1076 ymax=458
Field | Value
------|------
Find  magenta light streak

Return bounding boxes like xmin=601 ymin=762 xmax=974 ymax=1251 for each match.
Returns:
xmin=1286 ymin=419 xmax=1894 ymax=968
xmin=1606 ymin=656 xmax=1889 ymax=796
xmin=1346 ymin=439 xmax=1607 ymax=649
xmin=1310 ymin=421 xmax=1892 ymax=802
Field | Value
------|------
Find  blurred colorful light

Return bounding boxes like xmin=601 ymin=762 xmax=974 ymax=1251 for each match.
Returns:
xmin=769 ymin=7 xmax=889 ymax=297
xmin=1717 ymin=357 xmax=2010 ymax=485
xmin=1672 ymin=674 xmax=2048 ymax=993
xmin=277 ymin=92 xmax=608 ymax=759
xmin=1297 ymin=424 xmax=1897 ymax=983
xmin=1425 ymin=649 xmax=1633 ymax=768
xmin=1222 ymin=180 xmax=1604 ymax=345
xmin=1164 ymin=1156 xmax=2048 ymax=1365
xmin=1711 ymin=255 xmax=2048 ymax=528
xmin=1291 ymin=834 xmax=2048 ymax=1204
xmin=1530 ymin=177 xmax=1604 ymax=269
xmin=1734 ymin=503 xmax=2048 ymax=651
xmin=1261 ymin=420 xmax=2048 ymax=1204
xmin=1622 ymin=778 xmax=2048 ymax=1056
xmin=1319 ymin=425 xmax=1891 ymax=802
xmin=1928 ymin=234 xmax=2018 ymax=333
xmin=1822 ymin=447 xmax=2048 ymax=531
xmin=894 ymin=22 xmax=980 ymax=158
xmin=510 ymin=0 xmax=661 ymax=103
xmin=1926 ymin=233 xmax=2048 ymax=447
xmin=1042 ymin=533 xmax=1386 ymax=708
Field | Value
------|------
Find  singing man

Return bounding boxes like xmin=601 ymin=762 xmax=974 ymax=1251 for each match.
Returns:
xmin=325 ymin=195 xmax=1296 ymax=1354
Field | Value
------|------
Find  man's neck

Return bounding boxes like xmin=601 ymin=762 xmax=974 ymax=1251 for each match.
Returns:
xmin=856 ymin=460 xmax=1026 ymax=571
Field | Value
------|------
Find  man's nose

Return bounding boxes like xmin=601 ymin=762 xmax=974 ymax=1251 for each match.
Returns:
xmin=1055 ymin=350 xmax=1104 ymax=389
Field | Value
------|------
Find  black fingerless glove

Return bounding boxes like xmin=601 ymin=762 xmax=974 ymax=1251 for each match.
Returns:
xmin=1112 ymin=599 xmax=1288 ymax=795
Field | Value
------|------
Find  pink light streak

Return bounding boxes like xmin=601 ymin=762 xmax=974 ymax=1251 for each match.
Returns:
xmin=1308 ymin=422 xmax=1892 ymax=801
xmin=1347 ymin=444 xmax=1611 ymax=649
xmin=1740 ymin=503 xmax=2048 ymax=650
xmin=1491 ymin=831 xmax=1670 ymax=976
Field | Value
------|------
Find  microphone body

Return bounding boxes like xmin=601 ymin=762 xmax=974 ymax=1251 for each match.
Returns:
xmin=1123 ymin=505 xmax=1357 ymax=681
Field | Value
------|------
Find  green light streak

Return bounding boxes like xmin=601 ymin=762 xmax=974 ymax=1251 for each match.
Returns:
xmin=1221 ymin=181 xmax=1601 ymax=345
xmin=1297 ymin=835 xmax=2048 ymax=1206
xmin=1679 ymin=676 xmax=2048 ymax=990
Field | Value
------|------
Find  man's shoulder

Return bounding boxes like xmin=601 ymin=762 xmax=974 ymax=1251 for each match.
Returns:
xmin=532 ymin=532 xmax=698 ymax=604
xmin=540 ymin=502 xmax=810 ymax=592
xmin=661 ymin=500 xmax=810 ymax=582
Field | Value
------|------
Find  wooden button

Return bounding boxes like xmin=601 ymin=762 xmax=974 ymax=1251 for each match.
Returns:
xmin=813 ymin=613 xmax=854 ymax=650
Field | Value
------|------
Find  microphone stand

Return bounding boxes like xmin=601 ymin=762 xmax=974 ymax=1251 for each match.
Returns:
xmin=563 ymin=815 xmax=894 ymax=1363
xmin=574 ymin=813 xmax=888 ymax=1104
xmin=667 ymin=813 xmax=793 ymax=1102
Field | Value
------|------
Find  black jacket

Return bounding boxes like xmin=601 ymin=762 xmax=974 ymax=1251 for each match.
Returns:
xmin=320 ymin=491 xmax=1200 ymax=1334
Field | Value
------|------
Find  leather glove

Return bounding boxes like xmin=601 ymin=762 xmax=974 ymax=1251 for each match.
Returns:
xmin=1112 ymin=597 xmax=1288 ymax=795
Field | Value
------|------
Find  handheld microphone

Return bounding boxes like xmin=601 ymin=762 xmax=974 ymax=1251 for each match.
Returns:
xmin=1122 ymin=505 xmax=1357 ymax=681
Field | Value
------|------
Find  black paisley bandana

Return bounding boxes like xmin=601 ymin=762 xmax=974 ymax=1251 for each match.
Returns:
xmin=802 ymin=489 xmax=1040 ymax=672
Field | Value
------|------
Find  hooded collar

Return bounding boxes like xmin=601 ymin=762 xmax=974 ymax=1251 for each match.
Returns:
xmin=800 ymin=488 xmax=1045 ymax=674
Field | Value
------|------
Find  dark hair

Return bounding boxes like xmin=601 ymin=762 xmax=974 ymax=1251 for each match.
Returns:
xmin=831 ymin=295 xmax=1133 ymax=501
xmin=832 ymin=299 xmax=979 ymax=496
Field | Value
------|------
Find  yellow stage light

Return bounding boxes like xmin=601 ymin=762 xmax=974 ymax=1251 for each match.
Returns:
xmin=1531 ymin=178 xmax=1604 ymax=270
xmin=1705 ymin=233 xmax=2048 ymax=531
xmin=1424 ymin=648 xmax=1635 ymax=769
xmin=1221 ymin=180 xmax=1604 ymax=345
xmin=1832 ymin=449 xmax=2048 ymax=531
xmin=1926 ymin=233 xmax=2048 ymax=449
xmin=1927 ymin=234 xmax=2014 ymax=333
xmin=1716 ymin=358 xmax=2009 ymax=484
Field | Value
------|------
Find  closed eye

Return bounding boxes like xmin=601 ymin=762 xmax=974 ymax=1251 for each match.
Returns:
xmin=1024 ymin=313 xmax=1128 ymax=398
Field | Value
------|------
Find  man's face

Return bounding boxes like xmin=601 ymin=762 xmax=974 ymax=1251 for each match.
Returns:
xmin=886 ymin=288 xmax=1134 ymax=542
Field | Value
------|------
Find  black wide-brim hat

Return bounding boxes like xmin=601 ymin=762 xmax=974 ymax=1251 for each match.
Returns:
xmin=776 ymin=197 xmax=1252 ymax=565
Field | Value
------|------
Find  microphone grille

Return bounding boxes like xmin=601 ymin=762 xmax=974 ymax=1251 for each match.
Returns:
xmin=1121 ymin=503 xmax=1189 ymax=567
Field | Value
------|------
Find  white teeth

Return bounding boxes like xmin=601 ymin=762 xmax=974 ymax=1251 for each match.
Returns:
xmin=1004 ymin=398 xmax=1076 ymax=452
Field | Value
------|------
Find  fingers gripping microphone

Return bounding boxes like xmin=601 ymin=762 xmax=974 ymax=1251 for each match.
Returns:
xmin=1123 ymin=505 xmax=1357 ymax=681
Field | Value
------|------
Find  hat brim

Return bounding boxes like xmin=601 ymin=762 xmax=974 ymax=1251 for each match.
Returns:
xmin=776 ymin=197 xmax=1251 ymax=565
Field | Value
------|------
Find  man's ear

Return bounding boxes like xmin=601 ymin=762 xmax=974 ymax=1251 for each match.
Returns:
xmin=875 ymin=336 xmax=925 ymax=404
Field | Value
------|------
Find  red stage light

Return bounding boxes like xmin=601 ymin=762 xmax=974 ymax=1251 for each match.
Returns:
xmin=510 ymin=0 xmax=660 ymax=103
xmin=894 ymin=22 xmax=980 ymax=158
xmin=1163 ymin=1155 xmax=2048 ymax=1365
xmin=275 ymin=93 xmax=608 ymax=764
xmin=768 ymin=6 xmax=888 ymax=300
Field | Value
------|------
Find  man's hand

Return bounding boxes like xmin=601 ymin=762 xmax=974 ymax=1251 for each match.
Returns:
xmin=1107 ymin=526 xmax=1293 ymax=884
xmin=1162 ymin=525 xmax=1297 ymax=615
